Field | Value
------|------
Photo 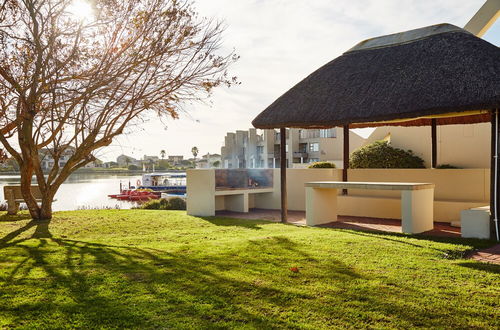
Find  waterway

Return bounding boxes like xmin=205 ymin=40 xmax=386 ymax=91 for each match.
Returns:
xmin=0 ymin=173 xmax=144 ymax=211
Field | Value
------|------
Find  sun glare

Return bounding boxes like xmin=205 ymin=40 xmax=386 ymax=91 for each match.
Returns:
xmin=67 ymin=0 xmax=94 ymax=21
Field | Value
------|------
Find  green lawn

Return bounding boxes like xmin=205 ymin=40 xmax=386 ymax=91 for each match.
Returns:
xmin=0 ymin=210 xmax=498 ymax=329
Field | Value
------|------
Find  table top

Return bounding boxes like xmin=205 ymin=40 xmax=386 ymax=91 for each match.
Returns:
xmin=305 ymin=181 xmax=435 ymax=191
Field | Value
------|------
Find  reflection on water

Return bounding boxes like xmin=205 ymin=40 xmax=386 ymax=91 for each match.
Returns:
xmin=0 ymin=173 xmax=143 ymax=211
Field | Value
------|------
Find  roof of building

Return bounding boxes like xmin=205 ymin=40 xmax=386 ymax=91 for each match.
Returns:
xmin=252 ymin=23 xmax=500 ymax=129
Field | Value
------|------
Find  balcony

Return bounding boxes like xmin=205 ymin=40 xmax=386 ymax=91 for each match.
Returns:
xmin=293 ymin=152 xmax=308 ymax=158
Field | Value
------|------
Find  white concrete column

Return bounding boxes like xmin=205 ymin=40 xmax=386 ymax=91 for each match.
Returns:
xmin=225 ymin=193 xmax=249 ymax=213
xmin=273 ymin=158 xmax=276 ymax=168
xmin=305 ymin=187 xmax=338 ymax=226
xmin=186 ymin=169 xmax=216 ymax=216
xmin=401 ymin=188 xmax=434 ymax=234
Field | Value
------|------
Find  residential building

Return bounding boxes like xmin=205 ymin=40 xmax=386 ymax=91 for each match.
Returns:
xmin=143 ymin=155 xmax=159 ymax=163
xmin=116 ymin=154 xmax=139 ymax=167
xmin=40 ymin=147 xmax=76 ymax=171
xmin=83 ymin=159 xmax=104 ymax=168
xmin=196 ymin=153 xmax=222 ymax=169
xmin=220 ymin=128 xmax=366 ymax=169
xmin=167 ymin=155 xmax=184 ymax=165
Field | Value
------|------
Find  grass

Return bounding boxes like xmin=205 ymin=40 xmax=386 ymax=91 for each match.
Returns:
xmin=0 ymin=210 xmax=498 ymax=329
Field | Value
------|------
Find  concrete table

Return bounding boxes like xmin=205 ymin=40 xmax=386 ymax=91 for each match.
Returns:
xmin=305 ymin=181 xmax=435 ymax=234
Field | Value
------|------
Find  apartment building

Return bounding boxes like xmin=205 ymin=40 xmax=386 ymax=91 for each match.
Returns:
xmin=40 ymin=147 xmax=76 ymax=171
xmin=220 ymin=128 xmax=365 ymax=169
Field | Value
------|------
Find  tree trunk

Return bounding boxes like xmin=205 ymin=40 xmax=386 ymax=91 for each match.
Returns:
xmin=39 ymin=197 xmax=53 ymax=220
xmin=19 ymin=164 xmax=42 ymax=220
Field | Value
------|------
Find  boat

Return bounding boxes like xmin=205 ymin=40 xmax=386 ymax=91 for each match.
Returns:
xmin=108 ymin=172 xmax=186 ymax=202
xmin=108 ymin=189 xmax=160 ymax=201
xmin=137 ymin=172 xmax=186 ymax=193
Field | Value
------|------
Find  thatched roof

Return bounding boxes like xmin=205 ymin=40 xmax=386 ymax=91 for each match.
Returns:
xmin=252 ymin=24 xmax=500 ymax=129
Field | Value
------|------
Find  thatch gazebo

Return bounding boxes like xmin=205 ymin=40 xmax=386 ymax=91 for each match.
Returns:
xmin=252 ymin=24 xmax=500 ymax=240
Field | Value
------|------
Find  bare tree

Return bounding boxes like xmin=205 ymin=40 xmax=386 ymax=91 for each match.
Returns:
xmin=0 ymin=148 xmax=6 ymax=163
xmin=0 ymin=0 xmax=237 ymax=219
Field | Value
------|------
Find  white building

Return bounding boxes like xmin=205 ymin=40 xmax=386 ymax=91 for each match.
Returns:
xmin=220 ymin=128 xmax=366 ymax=169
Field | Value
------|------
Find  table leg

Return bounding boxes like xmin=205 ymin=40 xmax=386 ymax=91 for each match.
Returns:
xmin=306 ymin=187 xmax=338 ymax=226
xmin=401 ymin=188 xmax=434 ymax=234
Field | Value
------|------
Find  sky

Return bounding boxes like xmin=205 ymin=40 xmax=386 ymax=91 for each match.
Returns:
xmin=98 ymin=0 xmax=499 ymax=162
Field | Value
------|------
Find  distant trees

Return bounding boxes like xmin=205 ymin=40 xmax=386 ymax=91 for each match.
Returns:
xmin=191 ymin=147 xmax=199 ymax=159
xmin=160 ymin=150 xmax=166 ymax=160
xmin=124 ymin=157 xmax=132 ymax=168
xmin=0 ymin=0 xmax=237 ymax=219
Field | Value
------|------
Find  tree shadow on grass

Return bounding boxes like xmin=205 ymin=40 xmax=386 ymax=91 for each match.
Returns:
xmin=198 ymin=216 xmax=268 ymax=229
xmin=336 ymin=227 xmax=495 ymax=253
xmin=0 ymin=221 xmax=365 ymax=328
xmin=455 ymin=261 xmax=500 ymax=274
xmin=0 ymin=212 xmax=32 ymax=222
xmin=0 ymin=220 xmax=497 ymax=329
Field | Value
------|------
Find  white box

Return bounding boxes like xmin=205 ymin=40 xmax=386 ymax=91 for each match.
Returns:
xmin=460 ymin=206 xmax=490 ymax=239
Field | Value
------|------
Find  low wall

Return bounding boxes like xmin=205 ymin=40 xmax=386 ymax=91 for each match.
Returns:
xmin=187 ymin=168 xmax=490 ymax=222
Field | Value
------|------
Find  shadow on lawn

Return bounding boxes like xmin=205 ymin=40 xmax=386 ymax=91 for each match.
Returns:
xmin=0 ymin=212 xmax=32 ymax=222
xmin=456 ymin=261 xmax=500 ymax=274
xmin=199 ymin=216 xmax=267 ymax=229
xmin=0 ymin=219 xmax=363 ymax=328
xmin=337 ymin=226 xmax=495 ymax=252
xmin=0 ymin=218 xmax=496 ymax=328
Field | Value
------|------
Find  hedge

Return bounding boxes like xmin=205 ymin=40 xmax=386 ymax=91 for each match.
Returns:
xmin=308 ymin=161 xmax=336 ymax=168
xmin=140 ymin=197 xmax=186 ymax=210
xmin=349 ymin=141 xmax=425 ymax=169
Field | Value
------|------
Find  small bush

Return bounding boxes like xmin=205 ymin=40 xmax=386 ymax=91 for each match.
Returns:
xmin=436 ymin=164 xmax=459 ymax=169
xmin=308 ymin=161 xmax=336 ymax=169
xmin=139 ymin=197 xmax=186 ymax=210
xmin=128 ymin=164 xmax=139 ymax=170
xmin=167 ymin=197 xmax=186 ymax=210
xmin=141 ymin=199 xmax=162 ymax=209
xmin=350 ymin=141 xmax=425 ymax=169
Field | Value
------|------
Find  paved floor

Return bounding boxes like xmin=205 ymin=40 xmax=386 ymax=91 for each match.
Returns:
xmin=215 ymin=209 xmax=461 ymax=237
xmin=468 ymin=244 xmax=500 ymax=265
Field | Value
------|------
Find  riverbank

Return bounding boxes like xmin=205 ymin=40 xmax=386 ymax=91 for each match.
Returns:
xmin=0 ymin=210 xmax=497 ymax=329
xmin=0 ymin=168 xmax=189 ymax=175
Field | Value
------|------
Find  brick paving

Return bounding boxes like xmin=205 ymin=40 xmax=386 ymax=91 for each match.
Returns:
xmin=468 ymin=244 xmax=500 ymax=265
xmin=215 ymin=209 xmax=461 ymax=237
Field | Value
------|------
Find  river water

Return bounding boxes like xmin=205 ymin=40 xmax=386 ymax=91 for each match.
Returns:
xmin=0 ymin=173 xmax=145 ymax=211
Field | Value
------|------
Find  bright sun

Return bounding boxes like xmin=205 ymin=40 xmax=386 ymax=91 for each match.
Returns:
xmin=67 ymin=0 xmax=94 ymax=21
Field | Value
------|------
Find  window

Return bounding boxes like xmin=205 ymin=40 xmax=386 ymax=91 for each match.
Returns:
xmin=300 ymin=129 xmax=320 ymax=139
xmin=320 ymin=128 xmax=336 ymax=138
xmin=256 ymin=146 xmax=264 ymax=154
xmin=309 ymin=143 xmax=319 ymax=152
xmin=285 ymin=144 xmax=289 ymax=152
xmin=310 ymin=158 xmax=320 ymax=163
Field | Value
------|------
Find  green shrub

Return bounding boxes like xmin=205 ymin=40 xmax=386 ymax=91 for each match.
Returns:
xmin=436 ymin=164 xmax=459 ymax=169
xmin=128 ymin=164 xmax=140 ymax=170
xmin=349 ymin=141 xmax=425 ymax=169
xmin=308 ymin=161 xmax=336 ymax=169
xmin=167 ymin=197 xmax=186 ymax=210
xmin=139 ymin=197 xmax=186 ymax=210
xmin=141 ymin=199 xmax=162 ymax=209
xmin=159 ymin=198 xmax=170 ymax=210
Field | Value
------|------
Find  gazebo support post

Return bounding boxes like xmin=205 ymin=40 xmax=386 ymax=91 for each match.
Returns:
xmin=342 ymin=125 xmax=349 ymax=195
xmin=431 ymin=119 xmax=437 ymax=168
xmin=280 ymin=128 xmax=288 ymax=223
xmin=490 ymin=109 xmax=500 ymax=241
